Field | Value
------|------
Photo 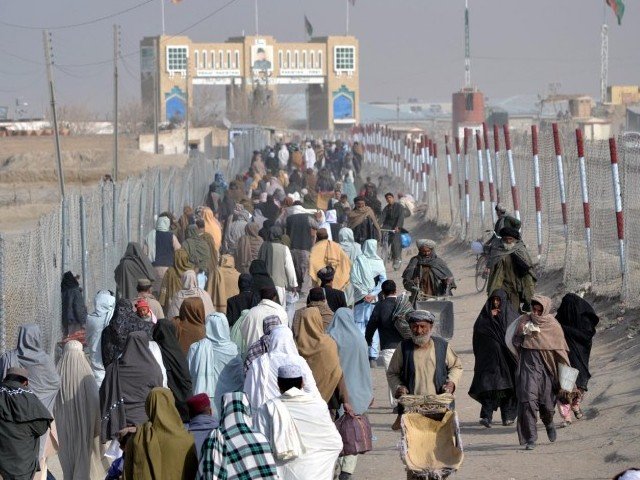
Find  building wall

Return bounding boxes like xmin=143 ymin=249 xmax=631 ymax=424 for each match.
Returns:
xmin=608 ymin=85 xmax=640 ymax=105
xmin=452 ymin=90 xmax=485 ymax=134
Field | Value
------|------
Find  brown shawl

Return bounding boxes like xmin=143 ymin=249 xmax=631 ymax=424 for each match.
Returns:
xmin=203 ymin=231 xmax=221 ymax=301
xmin=347 ymin=206 xmax=381 ymax=230
xmin=292 ymin=302 xmax=334 ymax=338
xmin=159 ymin=249 xmax=194 ymax=312
xmin=514 ymin=294 xmax=570 ymax=379
xmin=295 ymin=307 xmax=343 ymax=402
xmin=172 ymin=297 xmax=206 ymax=354
xmin=235 ymin=223 xmax=263 ymax=274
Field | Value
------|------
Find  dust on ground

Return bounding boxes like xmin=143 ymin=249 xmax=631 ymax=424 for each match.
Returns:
xmin=0 ymin=135 xmax=187 ymax=232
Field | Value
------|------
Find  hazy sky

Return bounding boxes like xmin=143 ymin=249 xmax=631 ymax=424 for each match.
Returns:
xmin=1 ymin=0 xmax=638 ymax=117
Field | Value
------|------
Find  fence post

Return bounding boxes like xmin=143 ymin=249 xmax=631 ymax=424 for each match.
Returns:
xmin=79 ymin=195 xmax=88 ymax=304
xmin=445 ymin=135 xmax=456 ymax=226
xmin=609 ymin=137 xmax=626 ymax=295
xmin=475 ymin=131 xmax=486 ymax=229
xmin=433 ymin=142 xmax=440 ymax=222
xmin=483 ymin=122 xmax=497 ymax=223
xmin=139 ymin=182 xmax=145 ymax=244
xmin=126 ymin=181 xmax=132 ymax=243
xmin=552 ymin=123 xmax=568 ymax=240
xmin=455 ymin=136 xmax=464 ymax=231
xmin=503 ymin=124 xmax=521 ymax=220
xmin=463 ymin=129 xmax=471 ymax=239
xmin=0 ymin=234 xmax=5 ymax=353
xmin=101 ymin=182 xmax=108 ymax=291
xmin=61 ymin=197 xmax=68 ymax=273
xmin=576 ymin=129 xmax=594 ymax=285
xmin=493 ymin=124 xmax=502 ymax=204
xmin=531 ymin=125 xmax=543 ymax=259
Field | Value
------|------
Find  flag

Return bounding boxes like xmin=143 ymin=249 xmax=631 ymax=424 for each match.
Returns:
xmin=304 ymin=15 xmax=313 ymax=37
xmin=606 ymin=0 xmax=625 ymax=25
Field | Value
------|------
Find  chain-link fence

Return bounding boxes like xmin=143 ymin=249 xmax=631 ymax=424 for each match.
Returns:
xmin=357 ymin=123 xmax=640 ymax=306
xmin=0 ymin=153 xmax=217 ymax=355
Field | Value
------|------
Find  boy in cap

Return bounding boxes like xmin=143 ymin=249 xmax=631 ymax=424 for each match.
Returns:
xmin=136 ymin=278 xmax=165 ymax=320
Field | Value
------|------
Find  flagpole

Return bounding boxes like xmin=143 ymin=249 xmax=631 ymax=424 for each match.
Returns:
xmin=254 ymin=0 xmax=259 ymax=36
xmin=346 ymin=0 xmax=350 ymax=35
xmin=160 ymin=0 xmax=165 ymax=35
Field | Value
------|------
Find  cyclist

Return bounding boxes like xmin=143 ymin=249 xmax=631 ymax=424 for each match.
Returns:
xmin=494 ymin=203 xmax=521 ymax=234
xmin=402 ymin=239 xmax=455 ymax=303
xmin=380 ymin=192 xmax=405 ymax=270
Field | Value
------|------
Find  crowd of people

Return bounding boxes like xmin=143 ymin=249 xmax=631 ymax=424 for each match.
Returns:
xmin=0 ymin=136 xmax=626 ymax=480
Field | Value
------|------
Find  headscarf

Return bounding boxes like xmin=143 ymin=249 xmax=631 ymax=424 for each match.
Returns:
xmin=200 ymin=206 xmax=222 ymax=252
xmin=159 ymin=249 xmax=194 ymax=311
xmin=468 ymin=289 xmax=519 ymax=401
xmin=517 ymin=295 xmax=570 ymax=353
xmin=187 ymin=313 xmax=244 ymax=418
xmin=61 ymin=271 xmax=79 ymax=290
xmin=166 ymin=269 xmax=215 ymax=319
xmin=145 ymin=217 xmax=172 ymax=263
xmin=350 ymin=239 xmax=385 ymax=301
xmin=249 ymin=259 xmax=276 ymax=301
xmin=100 ymin=299 xmax=153 ymax=369
xmin=197 ymin=392 xmax=277 ymax=480
xmin=177 ymin=206 xmax=194 ymax=243
xmin=295 ymin=307 xmax=343 ymax=402
xmin=114 ymin=242 xmax=157 ymax=300
xmin=213 ymin=172 xmax=228 ymax=194
xmin=172 ymin=296 xmax=206 ymax=354
xmin=220 ymin=255 xmax=241 ymax=304
xmin=100 ymin=331 xmax=164 ymax=441
xmin=0 ymin=324 xmax=60 ymax=413
xmin=327 ymin=308 xmax=373 ymax=414
xmin=235 ymin=223 xmax=264 ymax=274
xmin=309 ymin=238 xmax=352 ymax=290
xmin=338 ymin=227 xmax=362 ymax=262
xmin=152 ymin=320 xmax=193 ymax=422
xmin=86 ymin=290 xmax=116 ymax=387
xmin=125 ymin=388 xmax=198 ymax=480
xmin=54 ymin=341 xmax=103 ymax=480
xmin=555 ymin=293 xmax=600 ymax=390
xmin=243 ymin=317 xmax=284 ymax=373
xmin=182 ymin=225 xmax=212 ymax=273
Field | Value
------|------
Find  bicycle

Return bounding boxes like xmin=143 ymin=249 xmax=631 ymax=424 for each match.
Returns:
xmin=379 ymin=228 xmax=395 ymax=268
xmin=471 ymin=230 xmax=500 ymax=293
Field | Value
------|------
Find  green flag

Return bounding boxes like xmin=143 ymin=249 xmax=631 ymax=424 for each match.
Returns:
xmin=304 ymin=15 xmax=313 ymax=37
xmin=606 ymin=0 xmax=625 ymax=25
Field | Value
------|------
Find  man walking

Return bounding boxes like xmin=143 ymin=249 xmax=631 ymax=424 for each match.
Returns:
xmin=380 ymin=192 xmax=405 ymax=270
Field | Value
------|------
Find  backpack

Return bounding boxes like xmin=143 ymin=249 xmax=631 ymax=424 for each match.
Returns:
xmin=393 ymin=292 xmax=414 ymax=340
xmin=334 ymin=414 xmax=373 ymax=456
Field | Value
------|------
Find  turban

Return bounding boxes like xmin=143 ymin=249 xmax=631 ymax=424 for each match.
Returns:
xmin=187 ymin=393 xmax=211 ymax=417
xmin=407 ymin=310 xmax=436 ymax=324
xmin=416 ymin=239 xmax=437 ymax=249
xmin=499 ymin=227 xmax=521 ymax=241
xmin=317 ymin=266 xmax=335 ymax=283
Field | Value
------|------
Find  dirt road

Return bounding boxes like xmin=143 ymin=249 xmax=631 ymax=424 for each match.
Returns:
xmin=358 ymin=217 xmax=640 ymax=480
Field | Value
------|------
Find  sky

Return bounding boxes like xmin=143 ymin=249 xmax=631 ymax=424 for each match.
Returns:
xmin=0 ymin=0 xmax=638 ymax=118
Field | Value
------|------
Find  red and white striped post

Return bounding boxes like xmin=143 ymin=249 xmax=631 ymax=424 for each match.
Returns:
xmin=414 ymin=140 xmax=421 ymax=200
xmin=421 ymin=135 xmax=428 ymax=201
xmin=426 ymin=138 xmax=433 ymax=207
xmin=445 ymin=135 xmax=456 ymax=225
xmin=463 ymin=128 xmax=471 ymax=238
xmin=576 ymin=129 xmax=594 ymax=284
xmin=475 ymin=130 xmax=486 ymax=228
xmin=531 ymin=125 xmax=543 ymax=258
xmin=483 ymin=122 xmax=497 ymax=223
xmin=455 ymin=136 xmax=464 ymax=228
xmin=609 ymin=137 xmax=626 ymax=284
xmin=552 ymin=123 xmax=568 ymax=240
xmin=433 ymin=142 xmax=440 ymax=221
xmin=403 ymin=136 xmax=409 ymax=186
xmin=503 ymin=124 xmax=521 ymax=220
xmin=493 ymin=123 xmax=502 ymax=204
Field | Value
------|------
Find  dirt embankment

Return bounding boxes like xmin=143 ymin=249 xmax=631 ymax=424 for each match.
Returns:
xmin=0 ymin=135 xmax=187 ymax=232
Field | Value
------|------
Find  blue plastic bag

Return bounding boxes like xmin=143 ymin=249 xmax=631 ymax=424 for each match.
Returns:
xmin=401 ymin=232 xmax=412 ymax=249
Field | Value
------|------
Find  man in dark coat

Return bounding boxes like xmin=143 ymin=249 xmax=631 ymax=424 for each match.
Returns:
xmin=307 ymin=266 xmax=347 ymax=312
xmin=61 ymin=271 xmax=87 ymax=337
xmin=347 ymin=197 xmax=381 ymax=245
xmin=226 ymin=274 xmax=257 ymax=327
xmin=380 ymin=192 xmax=405 ymax=270
xmin=402 ymin=239 xmax=455 ymax=300
xmin=0 ymin=367 xmax=53 ymax=480
xmin=468 ymin=289 xmax=519 ymax=427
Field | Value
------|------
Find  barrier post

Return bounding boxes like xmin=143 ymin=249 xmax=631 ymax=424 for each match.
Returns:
xmin=483 ymin=122 xmax=497 ymax=223
xmin=463 ymin=128 xmax=471 ymax=238
xmin=475 ymin=131 xmax=486 ymax=229
xmin=576 ymin=129 xmax=594 ymax=284
xmin=552 ymin=123 xmax=568 ymax=240
xmin=503 ymin=124 xmax=521 ymax=220
xmin=433 ymin=142 xmax=440 ymax=222
xmin=445 ymin=135 xmax=456 ymax=225
xmin=493 ymin=124 xmax=502 ymax=204
xmin=79 ymin=195 xmax=88 ymax=303
xmin=455 ymin=136 xmax=464 ymax=229
xmin=609 ymin=137 xmax=626 ymax=292
xmin=531 ymin=125 xmax=543 ymax=258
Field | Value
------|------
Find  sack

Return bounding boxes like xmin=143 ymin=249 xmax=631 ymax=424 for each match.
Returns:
xmin=334 ymin=414 xmax=373 ymax=456
xmin=393 ymin=292 xmax=414 ymax=340
xmin=401 ymin=232 xmax=412 ymax=249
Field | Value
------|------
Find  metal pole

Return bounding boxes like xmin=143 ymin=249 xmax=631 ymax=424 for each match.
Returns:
xmin=576 ymin=129 xmax=594 ymax=285
xmin=609 ymin=137 xmax=626 ymax=285
xmin=43 ymin=30 xmax=65 ymax=200
xmin=153 ymin=38 xmax=160 ymax=154
xmin=445 ymin=135 xmax=456 ymax=226
xmin=503 ymin=124 xmax=521 ymax=220
xmin=475 ymin=131 xmax=486 ymax=229
xmin=346 ymin=0 xmax=350 ymax=35
xmin=0 ymin=234 xmax=6 ymax=353
xmin=79 ymin=196 xmax=88 ymax=303
xmin=433 ymin=142 xmax=440 ymax=222
xmin=185 ymin=53 xmax=190 ymax=155
xmin=254 ymin=0 xmax=259 ymax=36
xmin=113 ymin=25 xmax=120 ymax=182
xmin=531 ymin=125 xmax=543 ymax=259
xmin=463 ymin=129 xmax=471 ymax=238
xmin=552 ymin=123 xmax=568 ymax=240
xmin=493 ymin=124 xmax=502 ymax=204
xmin=455 ymin=136 xmax=464 ymax=229
xmin=160 ymin=0 xmax=166 ymax=35
xmin=483 ymin=122 xmax=497 ymax=223
xmin=101 ymin=183 xmax=108 ymax=289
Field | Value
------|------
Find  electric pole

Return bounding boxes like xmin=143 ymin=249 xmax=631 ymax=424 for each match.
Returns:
xmin=185 ymin=53 xmax=190 ymax=155
xmin=600 ymin=23 xmax=609 ymax=104
xmin=153 ymin=37 xmax=159 ymax=154
xmin=43 ymin=30 xmax=65 ymax=200
xmin=113 ymin=24 xmax=120 ymax=181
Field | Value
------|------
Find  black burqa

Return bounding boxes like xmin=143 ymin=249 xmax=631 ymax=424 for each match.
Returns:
xmin=152 ymin=320 xmax=193 ymax=421
xmin=100 ymin=299 xmax=154 ymax=368
xmin=555 ymin=293 xmax=599 ymax=390
xmin=114 ymin=242 xmax=157 ymax=300
xmin=249 ymin=259 xmax=276 ymax=304
xmin=99 ymin=331 xmax=164 ymax=442
xmin=468 ymin=289 xmax=519 ymax=401
xmin=226 ymin=274 xmax=256 ymax=327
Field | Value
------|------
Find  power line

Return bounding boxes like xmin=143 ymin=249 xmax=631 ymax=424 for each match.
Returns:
xmin=0 ymin=0 xmax=154 ymax=30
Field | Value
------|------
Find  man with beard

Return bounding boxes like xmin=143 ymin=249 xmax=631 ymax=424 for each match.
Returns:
xmin=402 ymin=239 xmax=455 ymax=300
xmin=386 ymin=310 xmax=463 ymax=430
xmin=486 ymin=227 xmax=536 ymax=312
xmin=348 ymin=197 xmax=381 ymax=245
